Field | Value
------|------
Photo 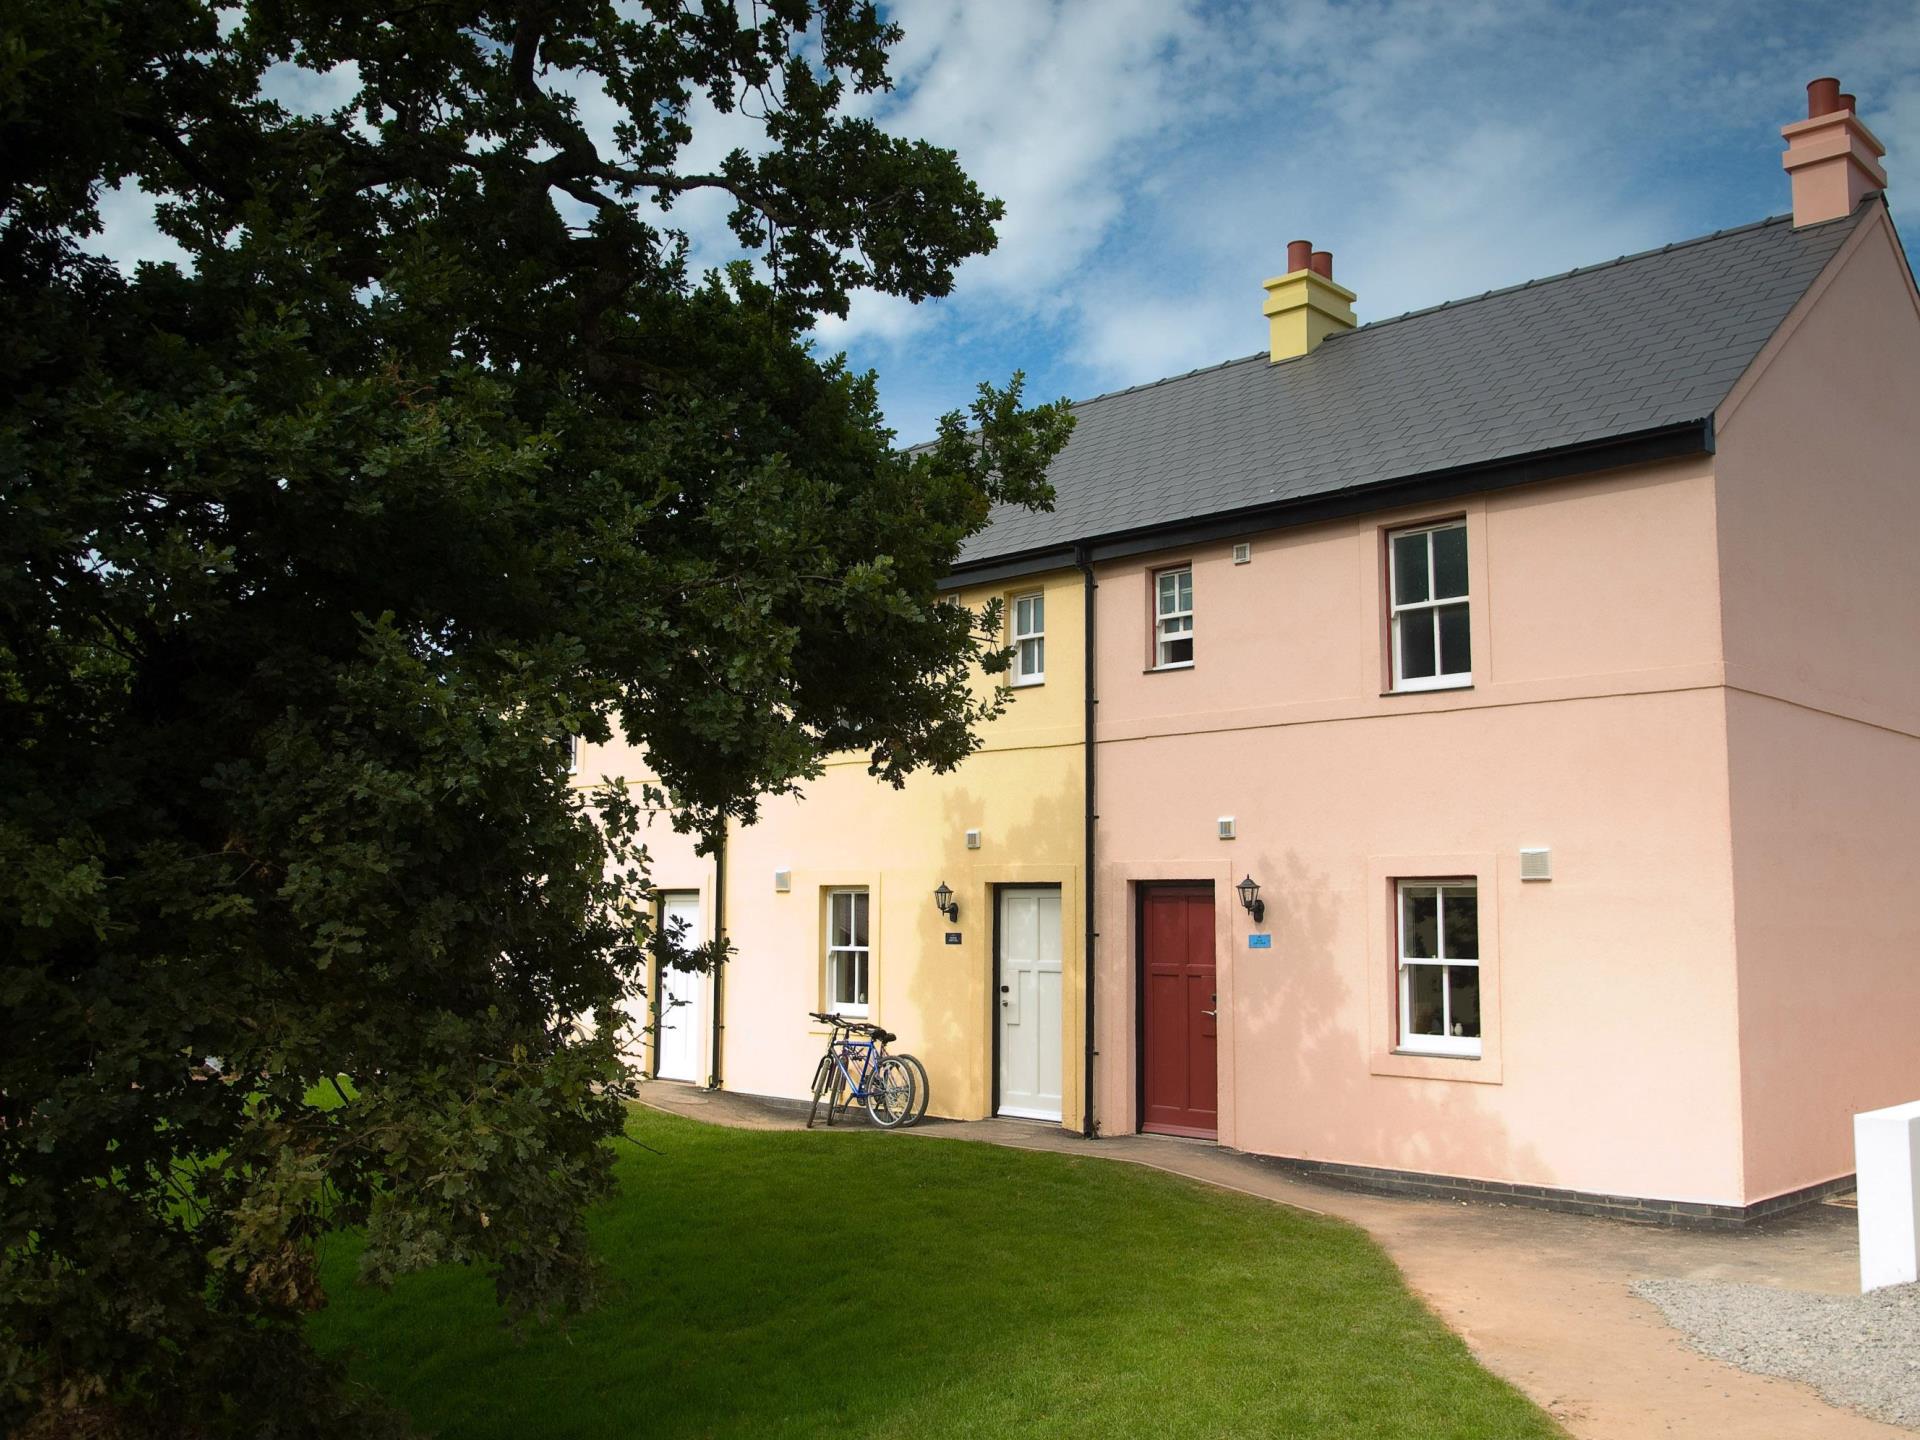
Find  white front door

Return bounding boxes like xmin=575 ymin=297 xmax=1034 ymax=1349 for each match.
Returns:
xmin=997 ymin=886 xmax=1063 ymax=1121
xmin=655 ymin=891 xmax=706 ymax=1083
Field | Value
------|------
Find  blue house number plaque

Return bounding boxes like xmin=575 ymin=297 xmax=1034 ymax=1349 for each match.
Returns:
xmin=1247 ymin=933 xmax=1273 ymax=950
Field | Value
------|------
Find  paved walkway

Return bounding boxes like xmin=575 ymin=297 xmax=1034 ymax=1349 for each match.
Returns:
xmin=637 ymin=1083 xmax=1905 ymax=1439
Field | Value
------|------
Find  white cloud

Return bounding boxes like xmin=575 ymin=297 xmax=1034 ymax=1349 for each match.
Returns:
xmin=1834 ymin=10 xmax=1920 ymax=228
xmin=868 ymin=0 xmax=1226 ymax=296
xmin=76 ymin=180 xmax=193 ymax=273
xmin=807 ymin=0 xmax=1228 ymax=353
xmin=259 ymin=58 xmax=360 ymax=117
xmin=812 ymin=289 xmax=937 ymax=348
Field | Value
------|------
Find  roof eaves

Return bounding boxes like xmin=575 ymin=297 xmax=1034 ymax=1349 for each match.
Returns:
xmin=935 ymin=544 xmax=1080 ymax=592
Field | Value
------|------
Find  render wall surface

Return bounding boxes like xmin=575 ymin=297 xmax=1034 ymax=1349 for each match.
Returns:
xmin=1091 ymin=462 xmax=1752 ymax=1203
xmin=1713 ymin=206 xmax=1920 ymax=1202
xmin=721 ymin=572 xmax=1087 ymax=1127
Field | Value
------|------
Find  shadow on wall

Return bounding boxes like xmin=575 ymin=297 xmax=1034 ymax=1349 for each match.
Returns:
xmin=1237 ymin=849 xmax=1550 ymax=1189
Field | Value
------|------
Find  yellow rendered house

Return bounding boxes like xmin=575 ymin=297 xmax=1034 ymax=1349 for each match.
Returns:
xmin=571 ymin=568 xmax=1089 ymax=1129
xmin=721 ymin=569 xmax=1089 ymax=1129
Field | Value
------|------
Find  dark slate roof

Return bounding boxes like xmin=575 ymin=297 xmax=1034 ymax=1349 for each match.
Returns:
xmin=955 ymin=205 xmax=1869 ymax=570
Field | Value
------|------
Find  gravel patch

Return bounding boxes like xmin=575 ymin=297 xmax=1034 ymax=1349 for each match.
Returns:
xmin=1634 ymin=1277 xmax=1920 ymax=1429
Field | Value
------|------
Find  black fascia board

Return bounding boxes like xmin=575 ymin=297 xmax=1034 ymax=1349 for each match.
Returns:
xmin=936 ymin=417 xmax=1712 ymax=590
xmin=935 ymin=545 xmax=1080 ymax=590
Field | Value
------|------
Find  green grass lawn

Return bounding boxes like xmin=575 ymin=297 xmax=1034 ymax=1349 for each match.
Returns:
xmin=310 ymin=1107 xmax=1561 ymax=1439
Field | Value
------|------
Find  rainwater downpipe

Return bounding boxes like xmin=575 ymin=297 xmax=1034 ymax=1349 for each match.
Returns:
xmin=707 ymin=826 xmax=726 ymax=1091
xmin=1077 ymin=544 xmax=1098 ymax=1139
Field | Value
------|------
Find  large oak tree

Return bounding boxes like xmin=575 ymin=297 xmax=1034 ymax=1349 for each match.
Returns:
xmin=0 ymin=2 xmax=1071 ymax=1432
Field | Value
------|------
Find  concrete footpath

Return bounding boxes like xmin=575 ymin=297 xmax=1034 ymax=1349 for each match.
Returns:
xmin=637 ymin=1083 xmax=1905 ymax=1440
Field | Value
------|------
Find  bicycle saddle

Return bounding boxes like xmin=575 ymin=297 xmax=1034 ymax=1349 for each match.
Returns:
xmin=873 ymin=1028 xmax=897 ymax=1044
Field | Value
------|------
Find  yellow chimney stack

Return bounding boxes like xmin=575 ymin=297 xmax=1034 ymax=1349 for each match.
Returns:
xmin=1262 ymin=240 xmax=1356 ymax=361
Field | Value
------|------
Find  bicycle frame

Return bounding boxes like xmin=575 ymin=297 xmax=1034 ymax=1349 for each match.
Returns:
xmin=827 ymin=1032 xmax=881 ymax=1098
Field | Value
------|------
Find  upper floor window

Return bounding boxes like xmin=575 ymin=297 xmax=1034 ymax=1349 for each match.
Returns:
xmin=564 ymin=734 xmax=580 ymax=774
xmin=1389 ymin=520 xmax=1470 ymax=691
xmin=825 ymin=888 xmax=870 ymax=1017
xmin=1011 ymin=591 xmax=1045 ymax=686
xmin=1397 ymin=880 xmax=1480 ymax=1057
xmin=1154 ymin=566 xmax=1194 ymax=669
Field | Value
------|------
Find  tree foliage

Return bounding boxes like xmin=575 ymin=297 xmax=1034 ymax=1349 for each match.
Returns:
xmin=0 ymin=2 xmax=1072 ymax=1431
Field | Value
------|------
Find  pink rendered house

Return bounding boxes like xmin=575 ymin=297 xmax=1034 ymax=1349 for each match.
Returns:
xmin=942 ymin=79 xmax=1920 ymax=1221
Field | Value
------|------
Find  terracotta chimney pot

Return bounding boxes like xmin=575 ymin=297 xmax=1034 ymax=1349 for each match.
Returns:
xmin=1286 ymin=239 xmax=1312 ymax=273
xmin=1807 ymin=77 xmax=1842 ymax=117
xmin=1309 ymin=250 xmax=1333 ymax=279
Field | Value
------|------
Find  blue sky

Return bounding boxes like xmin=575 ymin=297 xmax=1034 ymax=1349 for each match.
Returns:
xmin=89 ymin=1 xmax=1920 ymax=445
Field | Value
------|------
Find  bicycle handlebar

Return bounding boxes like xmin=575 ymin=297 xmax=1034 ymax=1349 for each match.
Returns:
xmin=809 ymin=1012 xmax=898 ymax=1044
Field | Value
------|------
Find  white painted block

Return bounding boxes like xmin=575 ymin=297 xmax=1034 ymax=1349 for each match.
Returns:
xmin=1855 ymin=1100 xmax=1920 ymax=1293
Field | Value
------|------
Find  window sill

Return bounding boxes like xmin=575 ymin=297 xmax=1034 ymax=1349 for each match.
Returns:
xmin=1146 ymin=661 xmax=1195 ymax=673
xmin=1382 ymin=678 xmax=1473 ymax=697
xmin=1373 ymin=1046 xmax=1500 ymax=1084
xmin=1392 ymin=1047 xmax=1481 ymax=1061
xmin=1009 ymin=677 xmax=1045 ymax=689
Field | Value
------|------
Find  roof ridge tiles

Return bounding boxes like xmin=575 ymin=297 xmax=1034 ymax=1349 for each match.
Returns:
xmin=1329 ymin=211 xmax=1814 ymax=338
xmin=1060 ymin=351 xmax=1269 ymax=413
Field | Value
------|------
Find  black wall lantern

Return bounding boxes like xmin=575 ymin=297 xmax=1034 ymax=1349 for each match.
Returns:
xmin=934 ymin=881 xmax=959 ymax=923
xmin=1236 ymin=874 xmax=1265 ymax=924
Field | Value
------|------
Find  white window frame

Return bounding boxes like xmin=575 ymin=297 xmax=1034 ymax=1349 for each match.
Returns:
xmin=1388 ymin=520 xmax=1471 ymax=692
xmin=825 ymin=888 xmax=870 ymax=1018
xmin=1153 ymin=565 xmax=1194 ymax=670
xmin=1010 ymin=591 xmax=1045 ymax=687
xmin=565 ymin=734 xmax=580 ymax=774
xmin=1396 ymin=879 xmax=1481 ymax=1057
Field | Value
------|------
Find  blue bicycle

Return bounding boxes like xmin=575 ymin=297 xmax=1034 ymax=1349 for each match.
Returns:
xmin=805 ymin=1012 xmax=928 ymax=1128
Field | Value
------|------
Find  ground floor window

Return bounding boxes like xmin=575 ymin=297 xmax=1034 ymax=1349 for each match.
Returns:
xmin=1397 ymin=880 xmax=1480 ymax=1057
xmin=826 ymin=888 xmax=870 ymax=1016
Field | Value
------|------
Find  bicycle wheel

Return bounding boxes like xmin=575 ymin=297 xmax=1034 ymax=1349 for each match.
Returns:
xmin=895 ymin=1052 xmax=930 ymax=1125
xmin=825 ymin=1059 xmax=848 ymax=1126
xmin=805 ymin=1053 xmax=835 ymax=1129
xmin=863 ymin=1056 xmax=917 ymax=1128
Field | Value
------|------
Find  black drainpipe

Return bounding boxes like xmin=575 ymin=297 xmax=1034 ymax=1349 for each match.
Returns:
xmin=1076 ymin=545 xmax=1098 ymax=1138
xmin=707 ymin=827 xmax=726 ymax=1091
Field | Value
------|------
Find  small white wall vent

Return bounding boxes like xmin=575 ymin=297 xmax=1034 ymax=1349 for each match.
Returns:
xmin=773 ymin=869 xmax=792 ymax=893
xmin=965 ymin=828 xmax=982 ymax=850
xmin=1232 ymin=542 xmax=1252 ymax=565
xmin=1218 ymin=817 xmax=1237 ymax=840
xmin=1519 ymin=847 xmax=1552 ymax=882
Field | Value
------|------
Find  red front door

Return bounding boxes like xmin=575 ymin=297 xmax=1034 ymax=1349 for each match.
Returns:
xmin=1140 ymin=883 xmax=1217 ymax=1138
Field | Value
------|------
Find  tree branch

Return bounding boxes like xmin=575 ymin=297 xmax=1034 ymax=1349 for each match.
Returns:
xmin=509 ymin=10 xmax=545 ymax=105
xmin=119 ymin=114 xmax=245 ymax=209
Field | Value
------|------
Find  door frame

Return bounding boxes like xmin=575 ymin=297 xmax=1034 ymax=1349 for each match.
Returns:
xmin=1133 ymin=879 xmax=1215 ymax=1136
xmin=991 ymin=881 xmax=1063 ymax=1120
xmin=651 ymin=888 xmax=708 ymax=1085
